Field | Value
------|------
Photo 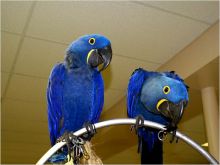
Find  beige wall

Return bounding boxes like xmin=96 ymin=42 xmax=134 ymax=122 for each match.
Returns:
xmin=158 ymin=22 xmax=219 ymax=79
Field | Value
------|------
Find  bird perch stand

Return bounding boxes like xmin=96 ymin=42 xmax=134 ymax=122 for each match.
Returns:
xmin=36 ymin=118 xmax=218 ymax=165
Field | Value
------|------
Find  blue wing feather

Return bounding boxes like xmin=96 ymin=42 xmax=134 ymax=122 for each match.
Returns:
xmin=47 ymin=63 xmax=66 ymax=145
xmin=127 ymin=68 xmax=146 ymax=118
xmin=90 ymin=71 xmax=104 ymax=123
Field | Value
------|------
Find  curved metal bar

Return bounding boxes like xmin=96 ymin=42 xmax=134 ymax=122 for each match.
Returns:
xmin=36 ymin=119 xmax=218 ymax=165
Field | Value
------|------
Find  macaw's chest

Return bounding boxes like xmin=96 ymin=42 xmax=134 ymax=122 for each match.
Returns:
xmin=61 ymin=70 xmax=102 ymax=131
xmin=63 ymin=70 xmax=95 ymax=101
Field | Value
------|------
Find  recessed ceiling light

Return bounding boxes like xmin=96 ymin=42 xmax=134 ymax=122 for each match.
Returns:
xmin=201 ymin=142 xmax=208 ymax=147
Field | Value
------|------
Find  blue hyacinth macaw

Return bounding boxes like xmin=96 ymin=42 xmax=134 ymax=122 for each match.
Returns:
xmin=47 ymin=34 xmax=112 ymax=162
xmin=127 ymin=68 xmax=189 ymax=164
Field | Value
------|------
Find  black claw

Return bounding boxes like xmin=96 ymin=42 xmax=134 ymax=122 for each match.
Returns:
xmin=61 ymin=132 xmax=88 ymax=164
xmin=176 ymin=137 xmax=179 ymax=143
xmin=60 ymin=131 xmax=73 ymax=159
xmin=82 ymin=122 xmax=96 ymax=141
xmin=169 ymin=133 xmax=175 ymax=143
xmin=164 ymin=124 xmax=179 ymax=143
xmin=131 ymin=115 xmax=145 ymax=134
xmin=130 ymin=115 xmax=145 ymax=154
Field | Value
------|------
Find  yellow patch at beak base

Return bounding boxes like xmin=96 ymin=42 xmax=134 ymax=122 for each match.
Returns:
xmin=156 ymin=99 xmax=168 ymax=111
xmin=87 ymin=49 xmax=95 ymax=64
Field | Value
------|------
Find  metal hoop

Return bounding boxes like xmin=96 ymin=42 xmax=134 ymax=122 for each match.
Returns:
xmin=36 ymin=118 xmax=218 ymax=165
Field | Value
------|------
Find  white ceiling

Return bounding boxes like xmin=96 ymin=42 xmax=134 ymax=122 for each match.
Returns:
xmin=1 ymin=1 xmax=219 ymax=163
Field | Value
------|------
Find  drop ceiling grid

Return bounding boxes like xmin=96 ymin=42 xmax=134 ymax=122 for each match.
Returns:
xmin=1 ymin=0 xmax=215 ymax=71
xmin=137 ymin=1 xmax=219 ymax=25
xmin=1 ymin=32 xmax=21 ymax=72
xmin=1 ymin=72 xmax=10 ymax=96
xmin=13 ymin=36 xmax=67 ymax=78
xmin=25 ymin=1 xmax=210 ymax=63
xmin=13 ymin=36 xmax=161 ymax=79
xmin=3 ymin=38 xmax=161 ymax=104
xmin=1 ymin=1 xmax=34 ymax=34
xmin=1 ymin=0 xmax=215 ymax=102
xmin=0 ymin=0 xmax=216 ymax=127
xmin=1 ymin=1 xmax=37 ymax=99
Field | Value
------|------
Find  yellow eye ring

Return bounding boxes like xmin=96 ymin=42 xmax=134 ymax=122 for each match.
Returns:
xmin=163 ymin=86 xmax=170 ymax=94
xmin=89 ymin=38 xmax=95 ymax=45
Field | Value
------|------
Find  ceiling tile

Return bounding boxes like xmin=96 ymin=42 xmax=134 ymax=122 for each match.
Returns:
xmin=1 ymin=1 xmax=33 ymax=34
xmin=142 ymin=1 xmax=219 ymax=24
xmin=26 ymin=1 xmax=209 ymax=64
xmin=102 ymin=55 xmax=159 ymax=91
xmin=103 ymin=88 xmax=125 ymax=111
xmin=14 ymin=37 xmax=67 ymax=78
xmin=5 ymin=74 xmax=48 ymax=103
xmin=2 ymin=98 xmax=47 ymax=123
xmin=15 ymin=37 xmax=159 ymax=91
xmin=1 ymin=32 xmax=21 ymax=72
xmin=1 ymin=72 xmax=10 ymax=97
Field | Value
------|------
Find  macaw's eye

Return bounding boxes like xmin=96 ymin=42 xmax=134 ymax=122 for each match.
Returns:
xmin=163 ymin=86 xmax=170 ymax=94
xmin=89 ymin=38 xmax=95 ymax=45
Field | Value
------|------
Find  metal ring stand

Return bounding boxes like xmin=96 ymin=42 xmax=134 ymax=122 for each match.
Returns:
xmin=36 ymin=118 xmax=219 ymax=165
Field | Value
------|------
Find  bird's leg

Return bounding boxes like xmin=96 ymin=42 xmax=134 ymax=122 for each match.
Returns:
xmin=169 ymin=129 xmax=179 ymax=143
xmin=62 ymin=132 xmax=76 ymax=160
xmin=130 ymin=115 xmax=145 ymax=153
xmin=131 ymin=115 xmax=145 ymax=134
xmin=158 ymin=124 xmax=179 ymax=143
xmin=164 ymin=124 xmax=179 ymax=143
xmin=61 ymin=132 xmax=89 ymax=164
xmin=82 ymin=122 xmax=97 ymax=141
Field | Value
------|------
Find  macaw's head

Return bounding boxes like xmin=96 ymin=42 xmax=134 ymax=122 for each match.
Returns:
xmin=140 ymin=71 xmax=189 ymax=127
xmin=65 ymin=34 xmax=112 ymax=72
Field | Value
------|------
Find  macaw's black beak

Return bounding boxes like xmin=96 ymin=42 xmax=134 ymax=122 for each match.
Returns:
xmin=87 ymin=45 xmax=112 ymax=72
xmin=156 ymin=99 xmax=188 ymax=127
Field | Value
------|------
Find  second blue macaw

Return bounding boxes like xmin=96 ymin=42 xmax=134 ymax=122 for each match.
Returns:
xmin=127 ymin=68 xmax=189 ymax=164
xmin=47 ymin=34 xmax=112 ymax=162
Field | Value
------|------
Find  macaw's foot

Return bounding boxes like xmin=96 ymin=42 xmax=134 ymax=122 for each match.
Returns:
xmin=82 ymin=122 xmax=96 ymax=141
xmin=169 ymin=129 xmax=179 ymax=143
xmin=131 ymin=115 xmax=145 ymax=135
xmin=130 ymin=115 xmax=145 ymax=153
xmin=158 ymin=124 xmax=179 ymax=143
xmin=62 ymin=132 xmax=89 ymax=164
